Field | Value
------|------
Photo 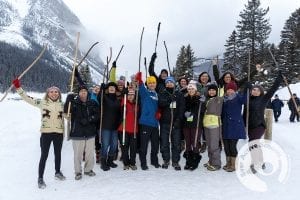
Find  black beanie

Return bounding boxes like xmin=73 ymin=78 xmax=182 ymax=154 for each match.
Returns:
xmin=207 ymin=84 xmax=218 ymax=92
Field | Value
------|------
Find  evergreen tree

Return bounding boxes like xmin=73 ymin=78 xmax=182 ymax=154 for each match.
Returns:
xmin=236 ymin=0 xmax=271 ymax=79
xmin=278 ymin=8 xmax=300 ymax=83
xmin=223 ymin=30 xmax=240 ymax=74
xmin=174 ymin=44 xmax=196 ymax=80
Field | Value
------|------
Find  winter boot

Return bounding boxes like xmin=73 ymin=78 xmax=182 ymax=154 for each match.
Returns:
xmin=190 ymin=152 xmax=202 ymax=170
xmin=200 ymin=142 xmax=207 ymax=153
xmin=226 ymin=157 xmax=236 ymax=172
xmin=38 ymin=178 xmax=46 ymax=189
xmin=101 ymin=157 xmax=110 ymax=171
xmin=107 ymin=156 xmax=118 ymax=168
xmin=55 ymin=171 xmax=66 ymax=181
xmin=129 ymin=165 xmax=137 ymax=170
xmin=84 ymin=170 xmax=96 ymax=176
xmin=162 ymin=161 xmax=170 ymax=169
xmin=172 ymin=162 xmax=181 ymax=171
xmin=184 ymin=151 xmax=192 ymax=170
xmin=222 ymin=156 xmax=231 ymax=171
xmin=75 ymin=173 xmax=82 ymax=180
xmin=123 ymin=165 xmax=130 ymax=170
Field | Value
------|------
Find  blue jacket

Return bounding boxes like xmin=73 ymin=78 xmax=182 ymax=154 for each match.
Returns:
xmin=222 ymin=93 xmax=246 ymax=140
xmin=271 ymin=98 xmax=284 ymax=111
xmin=138 ymin=83 xmax=159 ymax=128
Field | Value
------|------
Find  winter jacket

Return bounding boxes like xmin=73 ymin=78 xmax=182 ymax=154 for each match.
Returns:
xmin=203 ymin=96 xmax=223 ymax=129
xmin=222 ymin=93 xmax=247 ymax=140
xmin=158 ymin=88 xmax=185 ymax=128
xmin=288 ymin=97 xmax=300 ymax=111
xmin=183 ymin=94 xmax=206 ymax=128
xmin=117 ymin=98 xmax=139 ymax=134
xmin=271 ymin=98 xmax=284 ymax=111
xmin=138 ymin=83 xmax=159 ymax=128
xmin=98 ymin=93 xmax=121 ymax=130
xmin=17 ymin=88 xmax=64 ymax=134
xmin=247 ymin=74 xmax=282 ymax=130
xmin=64 ymin=94 xmax=99 ymax=139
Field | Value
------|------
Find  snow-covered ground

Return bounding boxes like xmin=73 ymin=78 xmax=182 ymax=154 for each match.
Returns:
xmin=0 ymin=84 xmax=299 ymax=200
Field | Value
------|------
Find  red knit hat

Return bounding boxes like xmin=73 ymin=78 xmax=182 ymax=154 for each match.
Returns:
xmin=225 ymin=81 xmax=237 ymax=91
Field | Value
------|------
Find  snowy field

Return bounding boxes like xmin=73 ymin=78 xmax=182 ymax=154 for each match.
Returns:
xmin=0 ymin=84 xmax=299 ymax=200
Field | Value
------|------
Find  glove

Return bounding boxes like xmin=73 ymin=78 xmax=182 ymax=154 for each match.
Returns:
xmin=112 ymin=61 xmax=116 ymax=68
xmin=74 ymin=67 xmax=80 ymax=78
xmin=80 ymin=118 xmax=88 ymax=126
xmin=135 ymin=72 xmax=143 ymax=84
xmin=245 ymin=82 xmax=252 ymax=90
xmin=151 ymin=53 xmax=157 ymax=62
xmin=12 ymin=78 xmax=21 ymax=89
xmin=100 ymin=83 xmax=106 ymax=90
xmin=184 ymin=111 xmax=191 ymax=118
xmin=199 ymin=95 xmax=206 ymax=102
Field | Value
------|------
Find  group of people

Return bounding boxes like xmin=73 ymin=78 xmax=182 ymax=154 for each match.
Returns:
xmin=269 ymin=93 xmax=300 ymax=122
xmin=12 ymin=53 xmax=288 ymax=189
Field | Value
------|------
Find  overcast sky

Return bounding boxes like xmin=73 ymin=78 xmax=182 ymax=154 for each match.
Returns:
xmin=63 ymin=0 xmax=300 ymax=77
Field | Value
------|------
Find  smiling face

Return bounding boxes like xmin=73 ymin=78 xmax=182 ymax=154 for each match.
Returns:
xmin=199 ymin=73 xmax=209 ymax=84
xmin=226 ymin=88 xmax=235 ymax=96
xmin=147 ymin=82 xmax=157 ymax=91
xmin=79 ymin=89 xmax=88 ymax=102
xmin=187 ymin=87 xmax=196 ymax=96
xmin=47 ymin=89 xmax=60 ymax=101
xmin=108 ymin=86 xmax=116 ymax=94
xmin=180 ymin=79 xmax=187 ymax=88
xmin=223 ymin=73 xmax=232 ymax=84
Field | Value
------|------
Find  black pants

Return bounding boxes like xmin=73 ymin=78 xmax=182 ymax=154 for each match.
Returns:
xmin=139 ymin=124 xmax=159 ymax=167
xmin=290 ymin=109 xmax=300 ymax=122
xmin=119 ymin=133 xmax=137 ymax=166
xmin=95 ymin=132 xmax=101 ymax=151
xmin=223 ymin=139 xmax=238 ymax=157
xmin=160 ymin=124 xmax=181 ymax=163
xmin=39 ymin=133 xmax=63 ymax=178
xmin=273 ymin=110 xmax=281 ymax=122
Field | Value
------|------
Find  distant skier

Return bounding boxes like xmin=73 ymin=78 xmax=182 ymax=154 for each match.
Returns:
xmin=12 ymin=78 xmax=66 ymax=189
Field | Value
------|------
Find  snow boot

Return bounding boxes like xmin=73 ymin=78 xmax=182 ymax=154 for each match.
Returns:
xmin=172 ymin=162 xmax=181 ymax=171
xmin=55 ymin=171 xmax=66 ymax=181
xmin=75 ymin=173 xmax=82 ymax=180
xmin=107 ymin=156 xmax=118 ymax=168
xmin=101 ymin=157 xmax=110 ymax=171
xmin=222 ymin=156 xmax=231 ymax=171
xmin=226 ymin=157 xmax=236 ymax=172
xmin=189 ymin=152 xmax=202 ymax=170
xmin=129 ymin=165 xmax=137 ymax=170
xmin=184 ymin=151 xmax=192 ymax=170
xmin=200 ymin=142 xmax=207 ymax=153
xmin=162 ymin=161 xmax=170 ymax=169
xmin=84 ymin=170 xmax=96 ymax=176
xmin=38 ymin=178 xmax=46 ymax=189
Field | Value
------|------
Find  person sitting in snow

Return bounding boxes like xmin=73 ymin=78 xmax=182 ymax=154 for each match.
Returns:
xmin=12 ymin=78 xmax=66 ymax=189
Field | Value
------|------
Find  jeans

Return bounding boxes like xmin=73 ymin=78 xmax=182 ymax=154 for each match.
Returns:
xmin=101 ymin=129 xmax=118 ymax=157
xmin=160 ymin=123 xmax=181 ymax=163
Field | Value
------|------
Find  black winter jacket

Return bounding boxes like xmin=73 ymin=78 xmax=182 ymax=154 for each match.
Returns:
xmin=183 ymin=94 xmax=206 ymax=128
xmin=64 ymin=94 xmax=100 ymax=139
xmin=98 ymin=93 xmax=121 ymax=130
xmin=158 ymin=88 xmax=185 ymax=127
xmin=247 ymin=73 xmax=282 ymax=129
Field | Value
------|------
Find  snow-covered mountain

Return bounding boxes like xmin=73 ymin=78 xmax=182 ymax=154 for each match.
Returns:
xmin=0 ymin=0 xmax=104 ymax=84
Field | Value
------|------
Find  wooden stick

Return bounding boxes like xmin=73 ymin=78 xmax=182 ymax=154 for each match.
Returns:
xmin=0 ymin=44 xmax=48 ymax=102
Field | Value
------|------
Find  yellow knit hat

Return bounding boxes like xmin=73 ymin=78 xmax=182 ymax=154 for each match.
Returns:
xmin=146 ymin=76 xmax=157 ymax=84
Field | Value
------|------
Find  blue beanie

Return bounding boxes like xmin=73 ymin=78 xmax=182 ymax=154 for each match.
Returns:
xmin=165 ymin=76 xmax=175 ymax=84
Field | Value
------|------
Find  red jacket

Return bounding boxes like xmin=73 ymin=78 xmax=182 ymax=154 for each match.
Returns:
xmin=118 ymin=98 xmax=139 ymax=134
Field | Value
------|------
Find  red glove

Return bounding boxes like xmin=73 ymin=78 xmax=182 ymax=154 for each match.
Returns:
xmin=135 ymin=72 xmax=143 ymax=85
xmin=12 ymin=78 xmax=21 ymax=89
